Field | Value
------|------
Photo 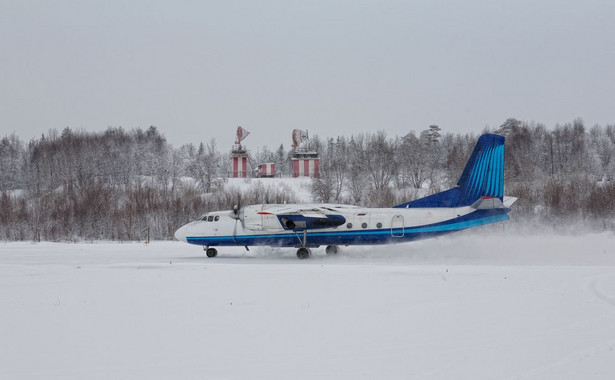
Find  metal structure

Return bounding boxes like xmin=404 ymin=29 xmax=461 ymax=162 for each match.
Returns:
xmin=291 ymin=129 xmax=309 ymax=148
xmin=230 ymin=126 xmax=250 ymax=178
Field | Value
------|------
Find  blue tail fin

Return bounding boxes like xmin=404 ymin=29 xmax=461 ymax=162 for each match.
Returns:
xmin=395 ymin=134 xmax=505 ymax=208
xmin=456 ymin=134 xmax=505 ymax=204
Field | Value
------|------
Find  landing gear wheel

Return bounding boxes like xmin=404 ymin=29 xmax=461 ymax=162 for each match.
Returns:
xmin=325 ymin=245 xmax=339 ymax=255
xmin=206 ymin=247 xmax=218 ymax=258
xmin=296 ymin=247 xmax=311 ymax=260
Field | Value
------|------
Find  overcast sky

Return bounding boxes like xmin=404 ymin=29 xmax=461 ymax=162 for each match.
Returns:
xmin=1 ymin=0 xmax=614 ymax=150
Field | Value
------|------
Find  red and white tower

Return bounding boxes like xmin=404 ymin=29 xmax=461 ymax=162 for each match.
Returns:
xmin=291 ymin=155 xmax=319 ymax=178
xmin=230 ymin=126 xmax=250 ymax=178
xmin=290 ymin=129 xmax=319 ymax=178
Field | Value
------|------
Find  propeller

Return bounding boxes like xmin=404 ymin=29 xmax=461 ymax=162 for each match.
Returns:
xmin=230 ymin=194 xmax=243 ymax=243
xmin=228 ymin=192 xmax=242 ymax=219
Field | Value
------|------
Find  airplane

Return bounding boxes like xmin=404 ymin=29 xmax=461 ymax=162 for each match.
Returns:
xmin=174 ymin=133 xmax=517 ymax=259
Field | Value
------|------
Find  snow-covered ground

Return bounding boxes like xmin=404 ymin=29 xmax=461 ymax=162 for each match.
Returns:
xmin=2 ymin=232 xmax=615 ymax=379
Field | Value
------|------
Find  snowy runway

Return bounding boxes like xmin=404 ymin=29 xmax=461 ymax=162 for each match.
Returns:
xmin=2 ymin=234 xmax=615 ymax=379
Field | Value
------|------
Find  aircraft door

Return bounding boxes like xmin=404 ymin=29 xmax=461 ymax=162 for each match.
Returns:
xmin=391 ymin=215 xmax=404 ymax=237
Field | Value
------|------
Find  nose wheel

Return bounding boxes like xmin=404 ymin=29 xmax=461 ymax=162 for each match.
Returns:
xmin=205 ymin=247 xmax=218 ymax=258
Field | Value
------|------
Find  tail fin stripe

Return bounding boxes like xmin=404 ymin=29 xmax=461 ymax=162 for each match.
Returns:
xmin=472 ymin=148 xmax=484 ymax=197
xmin=500 ymin=145 xmax=505 ymax=195
xmin=466 ymin=149 xmax=481 ymax=194
xmin=483 ymin=145 xmax=494 ymax=193
xmin=469 ymin=147 xmax=485 ymax=197
xmin=486 ymin=145 xmax=496 ymax=196
xmin=494 ymin=146 xmax=500 ymax=196
xmin=497 ymin=145 xmax=504 ymax=196
xmin=475 ymin=145 xmax=491 ymax=197
xmin=483 ymin=150 xmax=495 ymax=197
xmin=493 ymin=147 xmax=500 ymax=196
xmin=484 ymin=144 xmax=496 ymax=197
xmin=489 ymin=145 xmax=500 ymax=196
xmin=487 ymin=145 xmax=499 ymax=197
xmin=485 ymin=146 xmax=495 ymax=196
xmin=496 ymin=145 xmax=503 ymax=196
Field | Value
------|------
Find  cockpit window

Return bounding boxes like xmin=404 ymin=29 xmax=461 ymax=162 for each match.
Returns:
xmin=207 ymin=215 xmax=214 ymax=222
xmin=200 ymin=215 xmax=208 ymax=221
xmin=214 ymin=215 xmax=220 ymax=221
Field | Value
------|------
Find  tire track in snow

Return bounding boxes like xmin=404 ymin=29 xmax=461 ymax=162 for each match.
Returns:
xmin=590 ymin=276 xmax=615 ymax=307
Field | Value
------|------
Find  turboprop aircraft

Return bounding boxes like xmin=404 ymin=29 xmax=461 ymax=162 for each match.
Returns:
xmin=175 ymin=134 xmax=517 ymax=259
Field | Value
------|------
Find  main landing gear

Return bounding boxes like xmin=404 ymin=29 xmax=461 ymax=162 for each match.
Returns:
xmin=295 ymin=245 xmax=339 ymax=259
xmin=325 ymin=245 xmax=339 ymax=255
xmin=296 ymin=247 xmax=311 ymax=259
xmin=292 ymin=228 xmax=340 ymax=259
xmin=204 ymin=247 xmax=218 ymax=258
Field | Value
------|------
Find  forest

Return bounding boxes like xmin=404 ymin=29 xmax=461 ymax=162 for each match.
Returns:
xmin=1 ymin=118 xmax=614 ymax=241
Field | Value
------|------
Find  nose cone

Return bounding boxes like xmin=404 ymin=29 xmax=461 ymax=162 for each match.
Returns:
xmin=174 ymin=225 xmax=188 ymax=242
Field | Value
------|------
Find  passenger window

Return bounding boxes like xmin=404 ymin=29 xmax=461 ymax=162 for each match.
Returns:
xmin=361 ymin=222 xmax=368 ymax=229
xmin=347 ymin=223 xmax=353 ymax=229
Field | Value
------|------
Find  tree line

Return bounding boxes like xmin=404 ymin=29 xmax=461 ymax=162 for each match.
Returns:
xmin=1 ymin=119 xmax=614 ymax=241
xmin=0 ymin=126 xmax=297 ymax=241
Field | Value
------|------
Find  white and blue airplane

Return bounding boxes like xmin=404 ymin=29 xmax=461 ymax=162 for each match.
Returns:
xmin=174 ymin=134 xmax=517 ymax=259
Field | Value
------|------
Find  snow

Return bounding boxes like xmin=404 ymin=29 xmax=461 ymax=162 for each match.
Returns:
xmin=2 ymin=232 xmax=615 ymax=379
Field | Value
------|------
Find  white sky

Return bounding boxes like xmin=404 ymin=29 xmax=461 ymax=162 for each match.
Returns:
xmin=1 ymin=0 xmax=614 ymax=150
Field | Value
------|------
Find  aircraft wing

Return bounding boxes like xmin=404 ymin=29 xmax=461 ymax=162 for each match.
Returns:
xmin=257 ymin=205 xmax=346 ymax=230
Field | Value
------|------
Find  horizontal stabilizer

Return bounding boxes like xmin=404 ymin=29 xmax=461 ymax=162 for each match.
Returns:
xmin=503 ymin=196 xmax=517 ymax=208
xmin=471 ymin=197 xmax=505 ymax=210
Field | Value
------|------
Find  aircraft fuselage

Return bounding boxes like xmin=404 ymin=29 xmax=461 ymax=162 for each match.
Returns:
xmin=174 ymin=203 xmax=510 ymax=248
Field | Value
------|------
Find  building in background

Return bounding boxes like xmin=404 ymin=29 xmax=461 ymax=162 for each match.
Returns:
xmin=255 ymin=163 xmax=276 ymax=178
